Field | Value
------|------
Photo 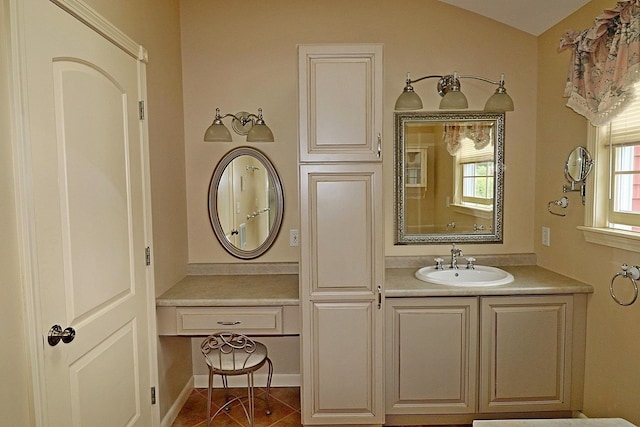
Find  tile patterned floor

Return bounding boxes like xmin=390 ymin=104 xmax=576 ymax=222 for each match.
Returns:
xmin=171 ymin=386 xmax=470 ymax=427
xmin=172 ymin=387 xmax=301 ymax=427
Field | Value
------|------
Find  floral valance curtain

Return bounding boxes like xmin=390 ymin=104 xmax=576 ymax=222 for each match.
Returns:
xmin=559 ymin=0 xmax=640 ymax=126
xmin=443 ymin=123 xmax=492 ymax=155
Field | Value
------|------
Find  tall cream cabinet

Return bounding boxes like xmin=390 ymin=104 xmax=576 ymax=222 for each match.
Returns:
xmin=298 ymin=44 xmax=384 ymax=425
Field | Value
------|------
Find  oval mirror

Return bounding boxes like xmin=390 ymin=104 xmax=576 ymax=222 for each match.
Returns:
xmin=208 ymin=147 xmax=284 ymax=259
xmin=565 ymin=146 xmax=593 ymax=183
xmin=395 ymin=111 xmax=505 ymax=244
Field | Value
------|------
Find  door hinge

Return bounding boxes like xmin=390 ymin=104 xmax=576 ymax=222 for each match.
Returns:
xmin=145 ymin=246 xmax=151 ymax=266
xmin=139 ymin=100 xmax=145 ymax=120
xmin=151 ymin=386 xmax=156 ymax=405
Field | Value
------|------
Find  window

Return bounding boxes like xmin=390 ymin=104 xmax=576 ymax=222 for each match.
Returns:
xmin=583 ymin=81 xmax=640 ymax=251
xmin=462 ymin=161 xmax=494 ymax=205
xmin=454 ymin=135 xmax=494 ymax=210
xmin=608 ymin=110 xmax=640 ymax=231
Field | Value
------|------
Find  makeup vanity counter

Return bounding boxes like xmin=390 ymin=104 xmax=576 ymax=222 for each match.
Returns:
xmin=156 ymin=274 xmax=300 ymax=336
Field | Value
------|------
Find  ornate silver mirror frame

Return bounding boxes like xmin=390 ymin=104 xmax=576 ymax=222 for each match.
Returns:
xmin=208 ymin=147 xmax=284 ymax=259
xmin=394 ymin=111 xmax=505 ymax=244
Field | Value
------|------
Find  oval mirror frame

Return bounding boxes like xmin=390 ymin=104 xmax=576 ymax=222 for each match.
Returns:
xmin=565 ymin=146 xmax=593 ymax=183
xmin=394 ymin=111 xmax=505 ymax=244
xmin=208 ymin=147 xmax=284 ymax=259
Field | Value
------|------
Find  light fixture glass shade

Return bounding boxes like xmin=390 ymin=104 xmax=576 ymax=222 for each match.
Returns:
xmin=484 ymin=91 xmax=514 ymax=112
xmin=395 ymin=90 xmax=423 ymax=110
xmin=439 ymin=90 xmax=468 ymax=109
xmin=246 ymin=121 xmax=275 ymax=142
xmin=204 ymin=121 xmax=232 ymax=142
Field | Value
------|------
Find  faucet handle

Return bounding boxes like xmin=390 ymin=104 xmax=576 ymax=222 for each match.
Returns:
xmin=434 ymin=257 xmax=444 ymax=270
xmin=465 ymin=257 xmax=476 ymax=269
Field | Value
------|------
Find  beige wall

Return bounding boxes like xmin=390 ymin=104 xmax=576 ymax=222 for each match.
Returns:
xmin=181 ymin=0 xmax=538 ymax=264
xmin=1 ymin=0 xmax=34 ymax=424
xmin=537 ymin=1 xmax=640 ymax=424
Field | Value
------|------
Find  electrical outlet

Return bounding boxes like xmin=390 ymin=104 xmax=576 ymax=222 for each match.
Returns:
xmin=542 ymin=226 xmax=551 ymax=247
xmin=289 ymin=229 xmax=299 ymax=247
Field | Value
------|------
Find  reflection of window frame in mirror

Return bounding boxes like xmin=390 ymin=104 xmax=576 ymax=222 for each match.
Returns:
xmin=580 ymin=84 xmax=640 ymax=252
xmin=453 ymin=136 xmax=495 ymax=212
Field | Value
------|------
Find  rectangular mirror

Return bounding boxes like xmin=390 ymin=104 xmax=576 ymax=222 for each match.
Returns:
xmin=394 ymin=111 xmax=505 ymax=244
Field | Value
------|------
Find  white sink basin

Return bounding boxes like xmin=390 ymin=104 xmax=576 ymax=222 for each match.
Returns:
xmin=415 ymin=265 xmax=514 ymax=287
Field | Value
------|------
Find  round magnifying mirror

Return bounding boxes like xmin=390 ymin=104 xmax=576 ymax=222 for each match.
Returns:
xmin=564 ymin=146 xmax=593 ymax=183
xmin=208 ymin=147 xmax=284 ymax=259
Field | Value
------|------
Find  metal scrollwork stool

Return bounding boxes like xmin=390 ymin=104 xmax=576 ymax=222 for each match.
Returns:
xmin=200 ymin=332 xmax=273 ymax=427
xmin=610 ymin=264 xmax=640 ymax=307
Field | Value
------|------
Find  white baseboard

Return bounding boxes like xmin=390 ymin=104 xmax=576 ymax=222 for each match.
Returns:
xmin=160 ymin=376 xmax=194 ymax=427
xmin=193 ymin=373 xmax=301 ymax=389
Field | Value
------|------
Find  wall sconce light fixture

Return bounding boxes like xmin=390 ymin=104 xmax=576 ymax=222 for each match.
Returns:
xmin=395 ymin=72 xmax=515 ymax=112
xmin=204 ymin=107 xmax=275 ymax=142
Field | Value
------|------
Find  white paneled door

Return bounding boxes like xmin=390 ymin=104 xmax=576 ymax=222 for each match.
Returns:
xmin=14 ymin=0 xmax=156 ymax=425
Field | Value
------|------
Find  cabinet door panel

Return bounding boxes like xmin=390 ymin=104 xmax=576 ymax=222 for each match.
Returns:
xmin=301 ymin=164 xmax=382 ymax=296
xmin=299 ymin=44 xmax=383 ymax=162
xmin=480 ymin=296 xmax=573 ymax=412
xmin=313 ymin=302 xmax=375 ymax=414
xmin=386 ymin=298 xmax=478 ymax=414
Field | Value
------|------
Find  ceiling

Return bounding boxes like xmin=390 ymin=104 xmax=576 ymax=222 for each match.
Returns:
xmin=437 ymin=0 xmax=592 ymax=36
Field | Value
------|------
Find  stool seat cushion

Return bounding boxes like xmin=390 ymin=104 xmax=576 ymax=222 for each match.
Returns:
xmin=204 ymin=341 xmax=268 ymax=375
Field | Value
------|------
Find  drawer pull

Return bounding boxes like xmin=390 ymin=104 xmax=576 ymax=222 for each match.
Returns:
xmin=217 ymin=321 xmax=241 ymax=326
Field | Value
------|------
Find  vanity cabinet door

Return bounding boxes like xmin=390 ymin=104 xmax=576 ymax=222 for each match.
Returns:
xmin=299 ymin=163 xmax=384 ymax=425
xmin=385 ymin=297 xmax=478 ymax=415
xmin=479 ymin=295 xmax=574 ymax=412
xmin=298 ymin=44 xmax=383 ymax=163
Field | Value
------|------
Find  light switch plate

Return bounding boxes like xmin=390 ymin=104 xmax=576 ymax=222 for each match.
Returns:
xmin=290 ymin=229 xmax=299 ymax=247
xmin=542 ymin=226 xmax=550 ymax=246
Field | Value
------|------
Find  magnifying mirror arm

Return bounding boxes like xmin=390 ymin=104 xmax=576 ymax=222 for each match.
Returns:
xmin=563 ymin=180 xmax=588 ymax=204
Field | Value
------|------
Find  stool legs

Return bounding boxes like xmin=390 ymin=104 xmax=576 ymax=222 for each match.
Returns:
xmin=264 ymin=357 xmax=273 ymax=415
xmin=206 ymin=369 xmax=214 ymax=427
xmin=204 ymin=362 xmax=273 ymax=426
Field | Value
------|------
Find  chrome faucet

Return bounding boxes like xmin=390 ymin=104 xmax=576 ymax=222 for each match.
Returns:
xmin=450 ymin=243 xmax=463 ymax=269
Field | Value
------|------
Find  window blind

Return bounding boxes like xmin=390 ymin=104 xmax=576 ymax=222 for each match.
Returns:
xmin=609 ymin=81 xmax=640 ymax=147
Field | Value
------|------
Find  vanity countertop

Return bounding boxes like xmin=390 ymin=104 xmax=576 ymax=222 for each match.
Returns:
xmin=157 ymin=266 xmax=592 ymax=307
xmin=386 ymin=265 xmax=593 ymax=297
xmin=156 ymin=274 xmax=299 ymax=307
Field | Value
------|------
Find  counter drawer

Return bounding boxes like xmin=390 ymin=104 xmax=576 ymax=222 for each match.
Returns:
xmin=176 ymin=307 xmax=283 ymax=335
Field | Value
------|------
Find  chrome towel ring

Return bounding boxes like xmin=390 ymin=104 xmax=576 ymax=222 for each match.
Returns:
xmin=610 ymin=264 xmax=639 ymax=306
